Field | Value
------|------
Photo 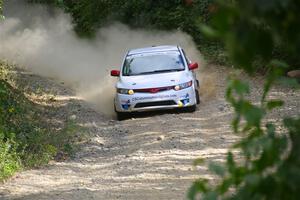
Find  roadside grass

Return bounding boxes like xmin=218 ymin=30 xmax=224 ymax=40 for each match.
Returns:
xmin=0 ymin=61 xmax=84 ymax=181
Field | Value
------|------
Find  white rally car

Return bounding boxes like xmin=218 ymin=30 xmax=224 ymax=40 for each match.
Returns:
xmin=111 ymin=45 xmax=200 ymax=120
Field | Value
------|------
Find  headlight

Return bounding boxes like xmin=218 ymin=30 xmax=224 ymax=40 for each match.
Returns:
xmin=117 ymin=88 xmax=134 ymax=95
xmin=174 ymin=81 xmax=193 ymax=91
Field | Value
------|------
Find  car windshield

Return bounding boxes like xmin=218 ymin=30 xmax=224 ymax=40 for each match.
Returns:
xmin=122 ymin=51 xmax=185 ymax=76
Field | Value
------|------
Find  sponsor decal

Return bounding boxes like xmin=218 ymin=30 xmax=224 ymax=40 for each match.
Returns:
xmin=179 ymin=93 xmax=190 ymax=106
xmin=121 ymin=100 xmax=131 ymax=110
xmin=132 ymin=94 xmax=177 ymax=102
xmin=121 ymin=99 xmax=130 ymax=104
xmin=122 ymin=104 xmax=130 ymax=110
xmin=180 ymin=93 xmax=190 ymax=99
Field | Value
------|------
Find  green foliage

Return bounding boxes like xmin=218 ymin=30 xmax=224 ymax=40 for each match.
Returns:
xmin=28 ymin=0 xmax=226 ymax=63
xmin=206 ymin=0 xmax=300 ymax=72
xmin=189 ymin=0 xmax=300 ymax=199
xmin=0 ymin=0 xmax=3 ymax=19
xmin=0 ymin=132 xmax=21 ymax=180
xmin=58 ymin=0 xmax=213 ymax=35
xmin=0 ymin=62 xmax=81 ymax=181
xmin=26 ymin=0 xmax=300 ymax=68
xmin=190 ymin=73 xmax=300 ymax=200
xmin=0 ymin=78 xmax=55 ymax=177
xmin=52 ymin=119 xmax=84 ymax=158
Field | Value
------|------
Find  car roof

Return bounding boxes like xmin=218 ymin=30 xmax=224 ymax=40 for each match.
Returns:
xmin=127 ymin=45 xmax=180 ymax=56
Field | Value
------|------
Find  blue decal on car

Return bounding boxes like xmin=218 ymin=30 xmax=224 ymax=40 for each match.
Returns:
xmin=122 ymin=104 xmax=131 ymax=110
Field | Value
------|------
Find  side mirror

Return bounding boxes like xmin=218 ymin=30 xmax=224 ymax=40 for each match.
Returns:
xmin=188 ymin=62 xmax=199 ymax=70
xmin=110 ymin=70 xmax=120 ymax=77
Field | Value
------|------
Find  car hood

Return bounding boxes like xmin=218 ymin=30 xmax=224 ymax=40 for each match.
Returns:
xmin=117 ymin=71 xmax=192 ymax=89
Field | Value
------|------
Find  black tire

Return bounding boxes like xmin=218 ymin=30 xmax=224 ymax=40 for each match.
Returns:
xmin=196 ymin=80 xmax=200 ymax=88
xmin=195 ymin=89 xmax=200 ymax=104
xmin=185 ymin=104 xmax=197 ymax=112
xmin=116 ymin=112 xmax=130 ymax=121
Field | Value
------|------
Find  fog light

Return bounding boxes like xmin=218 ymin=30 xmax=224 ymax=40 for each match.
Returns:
xmin=128 ymin=90 xmax=134 ymax=95
xmin=178 ymin=101 xmax=183 ymax=107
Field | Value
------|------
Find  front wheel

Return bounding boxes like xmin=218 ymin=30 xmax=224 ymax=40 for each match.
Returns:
xmin=184 ymin=104 xmax=197 ymax=112
xmin=116 ymin=112 xmax=131 ymax=121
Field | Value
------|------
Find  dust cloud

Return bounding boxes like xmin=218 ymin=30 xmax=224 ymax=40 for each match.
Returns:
xmin=0 ymin=1 xmax=214 ymax=117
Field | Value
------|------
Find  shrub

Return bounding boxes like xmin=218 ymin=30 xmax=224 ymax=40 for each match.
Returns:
xmin=189 ymin=0 xmax=300 ymax=199
xmin=0 ymin=62 xmax=81 ymax=181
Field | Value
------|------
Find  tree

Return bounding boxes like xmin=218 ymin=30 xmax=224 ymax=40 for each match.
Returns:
xmin=0 ymin=0 xmax=3 ymax=19
xmin=189 ymin=0 xmax=300 ymax=199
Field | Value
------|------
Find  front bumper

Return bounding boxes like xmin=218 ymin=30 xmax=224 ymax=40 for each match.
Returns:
xmin=114 ymin=87 xmax=196 ymax=112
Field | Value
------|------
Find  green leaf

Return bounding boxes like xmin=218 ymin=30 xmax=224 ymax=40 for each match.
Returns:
xmin=203 ymin=191 xmax=218 ymax=200
xmin=193 ymin=158 xmax=205 ymax=166
xmin=268 ymin=60 xmax=289 ymax=72
xmin=218 ymin=178 xmax=232 ymax=194
xmin=227 ymin=152 xmax=236 ymax=174
xmin=266 ymin=123 xmax=275 ymax=137
xmin=188 ymin=180 xmax=208 ymax=200
xmin=277 ymin=77 xmax=300 ymax=88
xmin=242 ymin=102 xmax=265 ymax=127
xmin=212 ymin=3 xmax=237 ymax=35
xmin=266 ymin=100 xmax=284 ymax=110
xmin=0 ymin=88 xmax=6 ymax=94
xmin=198 ymin=24 xmax=219 ymax=39
xmin=232 ymin=115 xmax=241 ymax=133
xmin=244 ymin=174 xmax=260 ymax=186
xmin=209 ymin=162 xmax=225 ymax=177
xmin=232 ymin=79 xmax=250 ymax=95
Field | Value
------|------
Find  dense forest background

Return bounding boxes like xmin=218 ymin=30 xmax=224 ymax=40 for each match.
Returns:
xmin=27 ymin=0 xmax=300 ymax=71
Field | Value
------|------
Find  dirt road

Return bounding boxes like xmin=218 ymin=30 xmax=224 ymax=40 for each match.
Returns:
xmin=0 ymin=66 xmax=299 ymax=200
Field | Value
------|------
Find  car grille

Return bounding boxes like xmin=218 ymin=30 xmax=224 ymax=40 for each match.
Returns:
xmin=134 ymin=86 xmax=174 ymax=93
xmin=134 ymin=100 xmax=177 ymax=108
